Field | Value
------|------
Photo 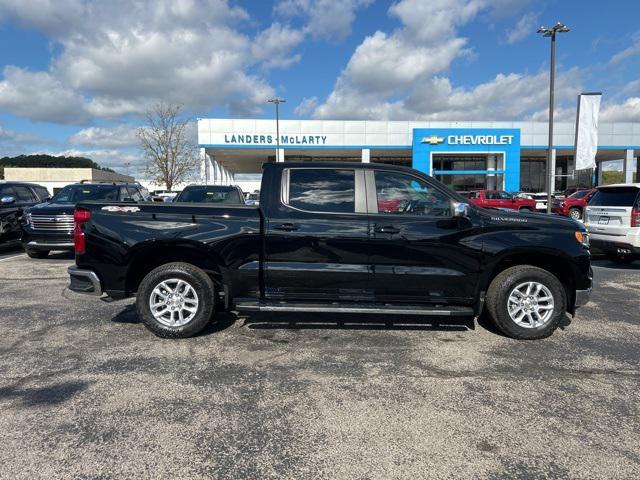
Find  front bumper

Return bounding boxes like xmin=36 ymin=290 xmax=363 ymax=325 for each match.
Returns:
xmin=25 ymin=240 xmax=74 ymax=251
xmin=68 ymin=266 xmax=103 ymax=296
xmin=590 ymin=238 xmax=640 ymax=257
xmin=575 ymin=288 xmax=592 ymax=307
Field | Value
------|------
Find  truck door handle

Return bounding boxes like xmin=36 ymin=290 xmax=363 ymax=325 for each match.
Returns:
xmin=274 ymin=222 xmax=299 ymax=232
xmin=374 ymin=225 xmax=400 ymax=234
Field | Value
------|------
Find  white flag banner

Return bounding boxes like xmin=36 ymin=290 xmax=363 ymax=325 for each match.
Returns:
xmin=574 ymin=93 xmax=602 ymax=170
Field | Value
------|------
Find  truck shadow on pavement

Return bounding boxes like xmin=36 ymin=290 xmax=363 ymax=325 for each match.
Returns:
xmin=0 ymin=380 xmax=89 ymax=408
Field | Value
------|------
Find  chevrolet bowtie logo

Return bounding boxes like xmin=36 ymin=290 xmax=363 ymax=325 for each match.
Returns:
xmin=421 ymin=135 xmax=445 ymax=145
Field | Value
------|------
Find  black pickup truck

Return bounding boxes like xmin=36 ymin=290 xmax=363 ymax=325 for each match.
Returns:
xmin=68 ymin=162 xmax=592 ymax=340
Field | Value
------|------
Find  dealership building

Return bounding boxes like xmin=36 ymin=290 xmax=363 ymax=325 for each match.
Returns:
xmin=198 ymin=119 xmax=640 ymax=192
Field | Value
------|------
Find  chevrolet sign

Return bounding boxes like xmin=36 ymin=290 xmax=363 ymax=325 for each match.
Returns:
xmin=421 ymin=135 xmax=445 ymax=145
xmin=421 ymin=134 xmax=514 ymax=146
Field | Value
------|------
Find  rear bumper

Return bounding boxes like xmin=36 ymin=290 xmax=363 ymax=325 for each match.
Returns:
xmin=68 ymin=266 xmax=103 ymax=296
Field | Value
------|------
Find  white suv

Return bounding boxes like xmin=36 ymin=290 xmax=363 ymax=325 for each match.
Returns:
xmin=585 ymin=183 xmax=640 ymax=263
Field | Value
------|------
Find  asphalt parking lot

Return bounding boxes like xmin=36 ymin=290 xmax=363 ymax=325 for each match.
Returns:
xmin=0 ymin=250 xmax=639 ymax=479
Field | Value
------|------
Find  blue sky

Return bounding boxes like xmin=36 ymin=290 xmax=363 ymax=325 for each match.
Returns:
xmin=0 ymin=0 xmax=639 ymax=175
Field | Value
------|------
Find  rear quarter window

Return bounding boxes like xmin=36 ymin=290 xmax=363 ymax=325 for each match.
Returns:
xmin=590 ymin=188 xmax=640 ymax=207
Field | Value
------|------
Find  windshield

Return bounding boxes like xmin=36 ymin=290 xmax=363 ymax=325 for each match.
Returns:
xmin=590 ymin=187 xmax=639 ymax=207
xmin=175 ymin=186 xmax=243 ymax=203
xmin=50 ymin=184 xmax=120 ymax=203
xmin=570 ymin=190 xmax=589 ymax=199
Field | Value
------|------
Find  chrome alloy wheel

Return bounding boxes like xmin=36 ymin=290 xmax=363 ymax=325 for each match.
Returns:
xmin=149 ymin=278 xmax=199 ymax=327
xmin=507 ymin=281 xmax=555 ymax=328
xmin=569 ymin=209 xmax=582 ymax=220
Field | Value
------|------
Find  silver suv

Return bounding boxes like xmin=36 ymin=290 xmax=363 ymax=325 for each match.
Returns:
xmin=585 ymin=184 xmax=640 ymax=263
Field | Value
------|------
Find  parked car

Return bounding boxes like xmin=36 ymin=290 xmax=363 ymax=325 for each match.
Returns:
xmin=585 ymin=183 xmax=640 ymax=263
xmin=0 ymin=182 xmax=50 ymax=249
xmin=174 ymin=185 xmax=244 ymax=204
xmin=529 ymin=192 xmax=554 ymax=212
xmin=467 ymin=190 xmax=536 ymax=212
xmin=22 ymin=181 xmax=151 ymax=258
xmin=552 ymin=189 xmax=596 ymax=220
xmin=68 ymin=162 xmax=591 ymax=341
xmin=245 ymin=191 xmax=260 ymax=206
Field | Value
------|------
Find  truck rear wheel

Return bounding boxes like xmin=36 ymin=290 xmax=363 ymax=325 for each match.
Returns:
xmin=136 ymin=262 xmax=215 ymax=338
xmin=486 ymin=265 xmax=566 ymax=340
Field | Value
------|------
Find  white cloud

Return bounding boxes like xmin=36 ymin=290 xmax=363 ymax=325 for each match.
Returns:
xmin=610 ymin=32 xmax=640 ymax=64
xmin=0 ymin=0 xmax=285 ymax=123
xmin=505 ymin=11 xmax=538 ymax=44
xmin=311 ymin=0 xmax=492 ymax=119
xmin=69 ymin=125 xmax=139 ymax=148
xmin=600 ymin=97 xmax=640 ymax=122
xmin=294 ymin=96 xmax=319 ymax=117
xmin=308 ymin=0 xmax=590 ymax=122
xmin=252 ymin=23 xmax=304 ymax=69
xmin=274 ymin=0 xmax=372 ymax=42
xmin=0 ymin=67 xmax=90 ymax=124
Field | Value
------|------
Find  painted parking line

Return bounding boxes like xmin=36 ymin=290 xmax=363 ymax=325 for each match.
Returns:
xmin=0 ymin=253 xmax=26 ymax=262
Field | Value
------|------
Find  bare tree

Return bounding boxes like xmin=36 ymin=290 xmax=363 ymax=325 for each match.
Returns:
xmin=137 ymin=103 xmax=198 ymax=190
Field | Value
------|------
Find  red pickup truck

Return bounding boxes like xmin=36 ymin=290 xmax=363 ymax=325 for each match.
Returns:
xmin=468 ymin=190 xmax=536 ymax=212
xmin=552 ymin=189 xmax=596 ymax=220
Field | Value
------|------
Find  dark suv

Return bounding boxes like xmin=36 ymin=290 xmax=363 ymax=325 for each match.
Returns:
xmin=22 ymin=181 xmax=150 ymax=258
xmin=1 ymin=182 xmax=51 ymax=249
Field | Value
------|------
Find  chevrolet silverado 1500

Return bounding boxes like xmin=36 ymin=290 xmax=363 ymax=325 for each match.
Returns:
xmin=68 ymin=162 xmax=592 ymax=340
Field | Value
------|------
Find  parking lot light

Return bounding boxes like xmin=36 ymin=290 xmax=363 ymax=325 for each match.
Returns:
xmin=538 ymin=22 xmax=570 ymax=213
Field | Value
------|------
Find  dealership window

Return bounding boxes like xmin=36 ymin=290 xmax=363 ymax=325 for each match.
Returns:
xmin=374 ymin=171 xmax=450 ymax=217
xmin=287 ymin=168 xmax=355 ymax=213
xmin=433 ymin=154 xmax=488 ymax=171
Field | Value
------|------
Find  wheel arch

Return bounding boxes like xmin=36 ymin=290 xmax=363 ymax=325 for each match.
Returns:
xmin=124 ymin=240 xmax=226 ymax=296
xmin=482 ymin=249 xmax=576 ymax=310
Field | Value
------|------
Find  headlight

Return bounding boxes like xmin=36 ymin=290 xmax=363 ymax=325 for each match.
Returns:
xmin=575 ymin=231 xmax=589 ymax=248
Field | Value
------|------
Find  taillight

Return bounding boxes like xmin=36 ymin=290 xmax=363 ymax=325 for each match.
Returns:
xmin=74 ymin=209 xmax=91 ymax=254
xmin=632 ymin=207 xmax=640 ymax=228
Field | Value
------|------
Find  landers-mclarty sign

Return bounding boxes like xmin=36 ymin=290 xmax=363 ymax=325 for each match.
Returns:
xmin=224 ymin=134 xmax=328 ymax=145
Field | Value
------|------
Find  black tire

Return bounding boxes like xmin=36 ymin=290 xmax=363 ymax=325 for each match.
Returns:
xmin=136 ymin=262 xmax=215 ymax=338
xmin=568 ymin=207 xmax=582 ymax=220
xmin=486 ymin=265 xmax=566 ymax=340
xmin=519 ymin=207 xmax=533 ymax=212
xmin=26 ymin=249 xmax=49 ymax=259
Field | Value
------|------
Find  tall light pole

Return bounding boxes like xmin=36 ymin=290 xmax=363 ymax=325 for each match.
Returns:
xmin=268 ymin=97 xmax=285 ymax=162
xmin=538 ymin=22 xmax=570 ymax=213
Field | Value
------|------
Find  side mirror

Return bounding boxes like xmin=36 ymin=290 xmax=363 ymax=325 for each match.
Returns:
xmin=1 ymin=196 xmax=16 ymax=205
xmin=452 ymin=201 xmax=470 ymax=218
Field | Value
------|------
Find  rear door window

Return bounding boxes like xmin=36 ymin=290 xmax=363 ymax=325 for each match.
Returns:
xmin=590 ymin=188 xmax=640 ymax=207
xmin=12 ymin=185 xmax=37 ymax=203
xmin=287 ymin=169 xmax=355 ymax=213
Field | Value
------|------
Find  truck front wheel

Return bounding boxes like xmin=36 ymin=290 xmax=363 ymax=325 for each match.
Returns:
xmin=486 ymin=265 xmax=566 ymax=340
xmin=136 ymin=262 xmax=215 ymax=338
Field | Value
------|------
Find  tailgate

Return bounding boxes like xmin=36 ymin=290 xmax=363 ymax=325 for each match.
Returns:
xmin=585 ymin=186 xmax=639 ymax=237
xmin=585 ymin=206 xmax=633 ymax=236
